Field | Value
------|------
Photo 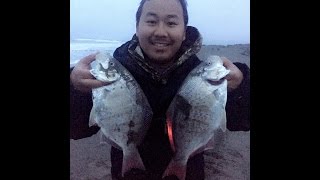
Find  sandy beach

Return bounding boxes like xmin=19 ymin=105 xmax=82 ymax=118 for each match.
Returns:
xmin=70 ymin=44 xmax=250 ymax=180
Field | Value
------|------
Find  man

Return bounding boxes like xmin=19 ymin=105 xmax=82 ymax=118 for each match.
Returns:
xmin=70 ymin=0 xmax=250 ymax=179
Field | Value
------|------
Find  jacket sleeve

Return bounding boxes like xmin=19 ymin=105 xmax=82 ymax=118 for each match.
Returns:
xmin=70 ymin=67 xmax=100 ymax=140
xmin=226 ymin=62 xmax=250 ymax=131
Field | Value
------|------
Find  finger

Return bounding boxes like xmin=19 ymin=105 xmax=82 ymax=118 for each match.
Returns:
xmin=81 ymin=79 xmax=110 ymax=89
xmin=221 ymin=56 xmax=233 ymax=67
xmin=224 ymin=67 xmax=236 ymax=80
xmin=224 ymin=73 xmax=233 ymax=80
xmin=220 ymin=57 xmax=233 ymax=79
xmin=75 ymin=67 xmax=96 ymax=79
xmin=80 ymin=51 xmax=100 ymax=65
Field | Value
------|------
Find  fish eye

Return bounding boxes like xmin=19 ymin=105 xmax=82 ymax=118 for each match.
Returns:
xmin=110 ymin=62 xmax=115 ymax=66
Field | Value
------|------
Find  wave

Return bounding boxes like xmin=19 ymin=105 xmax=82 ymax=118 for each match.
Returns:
xmin=70 ymin=38 xmax=123 ymax=51
xmin=70 ymin=39 xmax=123 ymax=64
xmin=71 ymin=38 xmax=122 ymax=44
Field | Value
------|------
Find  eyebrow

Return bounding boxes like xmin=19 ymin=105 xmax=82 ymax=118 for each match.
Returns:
xmin=145 ymin=12 xmax=179 ymax=19
xmin=145 ymin=12 xmax=158 ymax=18
xmin=167 ymin=14 xmax=179 ymax=19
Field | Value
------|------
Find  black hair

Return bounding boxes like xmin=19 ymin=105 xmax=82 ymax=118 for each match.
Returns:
xmin=136 ymin=0 xmax=188 ymax=27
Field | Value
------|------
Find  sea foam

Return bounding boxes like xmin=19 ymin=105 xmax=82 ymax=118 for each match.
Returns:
xmin=70 ymin=38 xmax=123 ymax=67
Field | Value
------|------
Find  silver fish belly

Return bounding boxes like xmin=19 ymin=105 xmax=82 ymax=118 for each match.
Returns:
xmin=89 ymin=52 xmax=153 ymax=177
xmin=163 ymin=55 xmax=229 ymax=180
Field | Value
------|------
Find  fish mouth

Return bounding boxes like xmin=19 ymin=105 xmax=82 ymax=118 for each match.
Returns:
xmin=206 ymin=78 xmax=226 ymax=85
xmin=90 ymin=52 xmax=121 ymax=83
xmin=203 ymin=68 xmax=230 ymax=82
xmin=104 ymin=69 xmax=120 ymax=82
xmin=203 ymin=66 xmax=215 ymax=71
xmin=106 ymin=69 xmax=118 ymax=78
xmin=90 ymin=68 xmax=120 ymax=83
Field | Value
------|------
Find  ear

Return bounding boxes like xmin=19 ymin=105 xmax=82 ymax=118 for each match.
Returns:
xmin=183 ymin=28 xmax=186 ymax=41
xmin=135 ymin=25 xmax=139 ymax=37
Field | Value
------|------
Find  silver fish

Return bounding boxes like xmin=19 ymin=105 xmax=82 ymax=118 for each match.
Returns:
xmin=89 ymin=52 xmax=153 ymax=177
xmin=163 ymin=55 xmax=230 ymax=180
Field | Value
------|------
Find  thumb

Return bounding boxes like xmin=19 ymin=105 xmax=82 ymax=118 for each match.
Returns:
xmin=221 ymin=56 xmax=233 ymax=68
xmin=221 ymin=57 xmax=234 ymax=80
xmin=80 ymin=51 xmax=100 ymax=65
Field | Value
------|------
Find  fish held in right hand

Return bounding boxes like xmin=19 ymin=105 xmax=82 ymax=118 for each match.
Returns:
xmin=163 ymin=55 xmax=229 ymax=180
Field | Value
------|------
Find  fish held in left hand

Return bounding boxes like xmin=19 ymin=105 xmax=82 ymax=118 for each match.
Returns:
xmin=89 ymin=52 xmax=153 ymax=177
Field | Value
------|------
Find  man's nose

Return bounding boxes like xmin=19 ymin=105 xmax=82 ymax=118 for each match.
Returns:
xmin=154 ymin=22 xmax=168 ymax=37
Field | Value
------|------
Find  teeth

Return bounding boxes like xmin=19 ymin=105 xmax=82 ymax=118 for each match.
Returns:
xmin=153 ymin=43 xmax=168 ymax=47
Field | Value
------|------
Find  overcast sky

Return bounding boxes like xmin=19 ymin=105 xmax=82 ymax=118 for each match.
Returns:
xmin=70 ymin=0 xmax=250 ymax=45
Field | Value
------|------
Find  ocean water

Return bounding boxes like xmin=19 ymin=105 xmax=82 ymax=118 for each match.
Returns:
xmin=70 ymin=38 xmax=123 ymax=67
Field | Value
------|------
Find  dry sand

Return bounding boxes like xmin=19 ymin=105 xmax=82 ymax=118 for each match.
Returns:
xmin=70 ymin=44 xmax=250 ymax=180
xmin=197 ymin=44 xmax=250 ymax=67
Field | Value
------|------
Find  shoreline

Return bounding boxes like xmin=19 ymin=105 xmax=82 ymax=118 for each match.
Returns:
xmin=70 ymin=44 xmax=250 ymax=68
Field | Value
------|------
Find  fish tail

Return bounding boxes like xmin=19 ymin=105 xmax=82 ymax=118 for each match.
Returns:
xmin=121 ymin=147 xmax=146 ymax=177
xmin=162 ymin=158 xmax=187 ymax=180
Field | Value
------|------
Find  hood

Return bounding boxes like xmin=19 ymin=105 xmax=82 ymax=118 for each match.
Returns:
xmin=114 ymin=26 xmax=203 ymax=83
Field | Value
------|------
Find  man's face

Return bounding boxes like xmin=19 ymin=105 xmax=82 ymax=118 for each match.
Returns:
xmin=136 ymin=0 xmax=186 ymax=64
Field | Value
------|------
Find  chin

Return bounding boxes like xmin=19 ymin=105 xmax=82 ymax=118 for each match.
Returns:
xmin=148 ymin=50 xmax=174 ymax=62
xmin=149 ymin=55 xmax=173 ymax=64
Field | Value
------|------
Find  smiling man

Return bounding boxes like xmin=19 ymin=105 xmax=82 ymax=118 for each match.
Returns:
xmin=70 ymin=0 xmax=250 ymax=179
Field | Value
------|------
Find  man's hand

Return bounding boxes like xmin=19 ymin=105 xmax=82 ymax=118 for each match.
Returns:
xmin=221 ymin=57 xmax=244 ymax=92
xmin=70 ymin=52 xmax=107 ymax=92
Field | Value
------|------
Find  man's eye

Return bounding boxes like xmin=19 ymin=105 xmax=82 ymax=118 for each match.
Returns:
xmin=146 ymin=20 xmax=156 ymax=25
xmin=167 ymin=22 xmax=177 ymax=26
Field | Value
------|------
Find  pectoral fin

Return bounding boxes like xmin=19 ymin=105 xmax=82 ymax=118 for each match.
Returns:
xmin=89 ymin=108 xmax=97 ymax=127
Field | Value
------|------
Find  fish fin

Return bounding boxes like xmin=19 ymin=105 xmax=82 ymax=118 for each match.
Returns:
xmin=203 ymin=135 xmax=215 ymax=151
xmin=190 ymin=129 xmax=226 ymax=158
xmin=121 ymin=147 xmax=145 ymax=177
xmin=190 ymin=136 xmax=214 ymax=158
xmin=190 ymin=131 xmax=225 ymax=159
xmin=190 ymin=145 xmax=206 ymax=159
xmin=220 ymin=111 xmax=227 ymax=132
xmin=162 ymin=159 xmax=187 ymax=180
xmin=89 ymin=108 xmax=97 ymax=127
xmin=98 ymin=130 xmax=122 ymax=149
xmin=98 ymin=130 xmax=109 ymax=145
